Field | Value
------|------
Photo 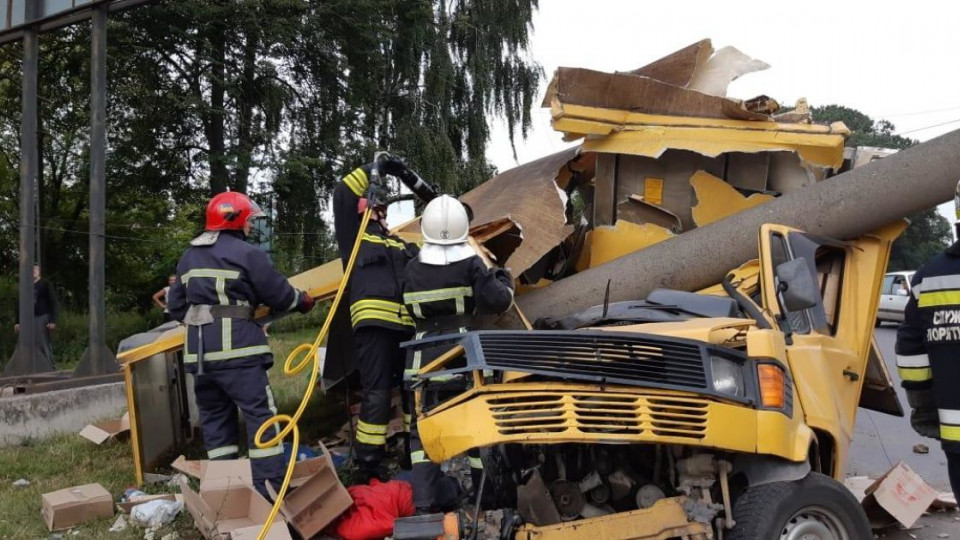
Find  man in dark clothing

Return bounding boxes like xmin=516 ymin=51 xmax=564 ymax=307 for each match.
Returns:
xmin=894 ymin=179 xmax=960 ymax=501
xmin=403 ymin=195 xmax=515 ymax=513
xmin=14 ymin=265 xmax=58 ymax=365
xmin=332 ymin=155 xmax=435 ymax=481
xmin=167 ymin=191 xmax=315 ymax=499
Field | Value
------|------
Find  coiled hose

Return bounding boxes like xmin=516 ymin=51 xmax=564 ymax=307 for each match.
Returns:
xmin=253 ymin=208 xmax=372 ymax=540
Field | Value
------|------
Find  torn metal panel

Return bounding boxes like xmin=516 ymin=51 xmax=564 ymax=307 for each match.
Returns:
xmin=687 ymin=45 xmax=770 ymax=98
xmin=543 ymin=67 xmax=770 ymax=121
xmin=768 ymin=152 xmax=816 ymax=193
xmin=460 ymin=147 xmax=579 ymax=275
xmin=617 ymin=195 xmax=682 ymax=232
xmin=586 ymin=220 xmax=674 ymax=268
xmin=691 ymin=170 xmax=774 ymax=227
xmin=726 ymin=152 xmax=771 ymax=192
xmin=615 ymin=151 xmax=723 ymax=231
xmin=624 ymin=39 xmax=712 ymax=87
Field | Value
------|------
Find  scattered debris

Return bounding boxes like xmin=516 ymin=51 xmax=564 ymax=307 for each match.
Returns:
xmin=129 ymin=499 xmax=183 ymax=528
xmin=41 ymin=483 xmax=114 ymax=531
xmin=913 ymin=444 xmax=930 ymax=454
xmin=108 ymin=515 xmax=128 ymax=533
xmin=179 ymin=476 xmax=290 ymax=540
xmin=143 ymin=473 xmax=173 ymax=485
xmin=79 ymin=412 xmax=130 ymax=445
xmin=13 ymin=478 xmax=30 ymax=487
xmin=932 ymin=492 xmax=958 ymax=511
xmin=265 ymin=444 xmax=353 ymax=539
xmin=160 ymin=533 xmax=179 ymax=540
xmin=856 ymin=462 xmax=938 ymax=530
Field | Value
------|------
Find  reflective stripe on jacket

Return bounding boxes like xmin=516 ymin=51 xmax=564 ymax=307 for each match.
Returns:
xmin=896 ymin=241 xmax=960 ymax=451
xmin=167 ymin=230 xmax=299 ymax=370
xmin=333 ymin=165 xmax=418 ymax=331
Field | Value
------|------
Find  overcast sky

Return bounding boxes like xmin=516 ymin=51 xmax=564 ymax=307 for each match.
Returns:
xmin=393 ymin=1 xmax=960 ymax=229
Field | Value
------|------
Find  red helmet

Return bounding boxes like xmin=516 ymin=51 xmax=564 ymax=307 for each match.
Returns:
xmin=205 ymin=191 xmax=265 ymax=231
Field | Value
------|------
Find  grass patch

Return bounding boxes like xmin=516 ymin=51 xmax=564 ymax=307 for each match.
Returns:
xmin=0 ymin=327 xmax=352 ymax=539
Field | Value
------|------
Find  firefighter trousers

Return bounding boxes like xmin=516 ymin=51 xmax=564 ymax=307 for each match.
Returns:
xmin=409 ymin=393 xmax=482 ymax=511
xmin=353 ymin=326 xmax=410 ymax=470
xmin=194 ymin=364 xmax=285 ymax=499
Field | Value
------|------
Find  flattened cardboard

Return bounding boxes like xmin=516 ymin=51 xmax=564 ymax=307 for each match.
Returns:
xmin=544 ymin=66 xmax=769 ymax=121
xmin=626 ymin=39 xmax=712 ymax=88
xmin=861 ymin=462 xmax=938 ymax=529
xmin=41 ymin=483 xmax=114 ymax=531
xmin=179 ymin=478 xmax=291 ymax=540
xmin=79 ymin=412 xmax=130 ymax=445
xmin=266 ymin=443 xmax=352 ymax=538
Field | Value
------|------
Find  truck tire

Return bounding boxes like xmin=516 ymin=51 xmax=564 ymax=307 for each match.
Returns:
xmin=727 ymin=472 xmax=871 ymax=540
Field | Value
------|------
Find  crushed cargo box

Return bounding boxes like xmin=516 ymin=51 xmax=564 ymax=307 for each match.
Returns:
xmin=41 ymin=483 xmax=114 ymax=531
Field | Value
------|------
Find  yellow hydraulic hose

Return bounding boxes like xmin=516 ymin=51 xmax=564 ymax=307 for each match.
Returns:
xmin=254 ymin=208 xmax=372 ymax=540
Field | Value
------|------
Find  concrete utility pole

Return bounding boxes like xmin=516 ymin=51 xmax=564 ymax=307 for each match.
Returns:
xmin=76 ymin=4 xmax=119 ymax=376
xmin=516 ymin=128 xmax=960 ymax=323
xmin=3 ymin=2 xmax=47 ymax=377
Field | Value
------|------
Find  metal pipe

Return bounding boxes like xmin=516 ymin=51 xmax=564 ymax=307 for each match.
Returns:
xmin=516 ymin=128 xmax=960 ymax=322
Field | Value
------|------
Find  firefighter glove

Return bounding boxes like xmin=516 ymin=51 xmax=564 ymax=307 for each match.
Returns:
xmin=297 ymin=291 xmax=316 ymax=314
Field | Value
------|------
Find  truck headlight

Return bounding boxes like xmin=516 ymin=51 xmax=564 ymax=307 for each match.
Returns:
xmin=710 ymin=356 xmax=745 ymax=398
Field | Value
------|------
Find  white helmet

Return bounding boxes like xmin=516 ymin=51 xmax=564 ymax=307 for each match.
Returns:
xmin=421 ymin=195 xmax=469 ymax=245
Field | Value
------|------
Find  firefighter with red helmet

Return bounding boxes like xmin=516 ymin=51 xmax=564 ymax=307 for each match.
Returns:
xmin=332 ymin=154 xmax=436 ymax=481
xmin=167 ymin=191 xmax=315 ymax=499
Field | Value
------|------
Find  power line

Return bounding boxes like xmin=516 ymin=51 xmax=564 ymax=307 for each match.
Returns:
xmin=896 ymin=118 xmax=960 ymax=136
xmin=879 ymin=105 xmax=960 ymax=118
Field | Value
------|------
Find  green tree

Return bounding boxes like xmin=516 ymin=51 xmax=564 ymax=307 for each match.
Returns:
xmin=0 ymin=0 xmax=542 ymax=318
xmin=812 ymin=105 xmax=953 ymax=270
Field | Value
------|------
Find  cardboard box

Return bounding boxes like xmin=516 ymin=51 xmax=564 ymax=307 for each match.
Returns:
xmin=179 ymin=477 xmax=291 ymax=540
xmin=174 ymin=454 xmax=328 ymax=490
xmin=266 ymin=443 xmax=352 ymax=538
xmin=860 ymin=462 xmax=938 ymax=529
xmin=41 ymin=483 xmax=115 ymax=531
xmin=172 ymin=456 xmax=252 ymax=490
xmin=79 ymin=412 xmax=130 ymax=445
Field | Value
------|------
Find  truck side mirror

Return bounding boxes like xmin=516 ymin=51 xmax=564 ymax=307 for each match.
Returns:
xmin=775 ymin=258 xmax=820 ymax=312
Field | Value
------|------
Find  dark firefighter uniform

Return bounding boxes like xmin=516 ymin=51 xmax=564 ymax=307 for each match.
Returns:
xmin=895 ymin=241 xmax=960 ymax=499
xmin=167 ymin=229 xmax=305 ymax=498
xmin=403 ymin=252 xmax=514 ymax=511
xmin=333 ymin=164 xmax=419 ymax=474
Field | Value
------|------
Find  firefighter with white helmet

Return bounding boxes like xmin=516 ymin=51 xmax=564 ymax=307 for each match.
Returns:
xmin=403 ymin=194 xmax=515 ymax=512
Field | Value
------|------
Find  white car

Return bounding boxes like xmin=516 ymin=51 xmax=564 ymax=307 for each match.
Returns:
xmin=876 ymin=270 xmax=915 ymax=325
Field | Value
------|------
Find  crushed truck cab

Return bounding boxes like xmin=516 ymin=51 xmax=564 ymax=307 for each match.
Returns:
xmin=408 ymin=222 xmax=904 ymax=539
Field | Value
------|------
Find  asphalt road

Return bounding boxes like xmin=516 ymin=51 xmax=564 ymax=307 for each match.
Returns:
xmin=849 ymin=326 xmax=959 ymax=538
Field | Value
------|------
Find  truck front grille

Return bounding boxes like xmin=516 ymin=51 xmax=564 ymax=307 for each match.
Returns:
xmin=478 ymin=332 xmax=708 ymax=390
xmin=486 ymin=392 xmax=708 ymax=440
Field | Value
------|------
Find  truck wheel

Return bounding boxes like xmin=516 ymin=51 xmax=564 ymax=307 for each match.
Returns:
xmin=727 ymin=472 xmax=871 ymax=540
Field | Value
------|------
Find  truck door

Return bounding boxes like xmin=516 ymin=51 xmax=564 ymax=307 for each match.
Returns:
xmin=758 ymin=222 xmax=905 ymax=475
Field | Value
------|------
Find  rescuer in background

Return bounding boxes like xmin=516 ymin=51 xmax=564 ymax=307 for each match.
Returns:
xmin=894 ymin=178 xmax=960 ymax=501
xmin=332 ymin=154 xmax=437 ymax=482
xmin=402 ymin=195 xmax=515 ymax=513
xmin=167 ymin=191 xmax=315 ymax=499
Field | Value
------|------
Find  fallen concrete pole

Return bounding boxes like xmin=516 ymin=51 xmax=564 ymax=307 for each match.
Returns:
xmin=517 ymin=127 xmax=960 ymax=322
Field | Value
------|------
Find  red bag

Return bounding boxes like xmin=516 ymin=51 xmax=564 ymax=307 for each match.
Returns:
xmin=329 ymin=479 xmax=415 ymax=539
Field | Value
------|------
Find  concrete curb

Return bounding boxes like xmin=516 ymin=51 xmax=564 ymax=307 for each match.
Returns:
xmin=0 ymin=382 xmax=126 ymax=447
